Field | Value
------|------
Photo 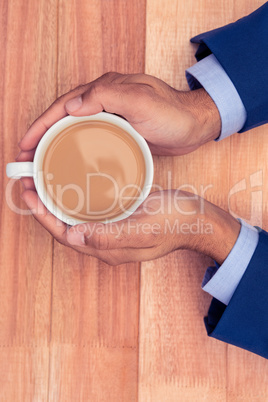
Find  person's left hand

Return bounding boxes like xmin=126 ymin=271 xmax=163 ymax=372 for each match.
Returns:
xmin=20 ymin=185 xmax=240 ymax=266
xmin=17 ymin=73 xmax=220 ymax=159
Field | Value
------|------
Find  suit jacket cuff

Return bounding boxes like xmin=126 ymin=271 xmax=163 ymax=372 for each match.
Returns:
xmin=202 ymin=219 xmax=259 ymax=305
xmin=186 ymin=54 xmax=246 ymax=140
xmin=204 ymin=230 xmax=268 ymax=359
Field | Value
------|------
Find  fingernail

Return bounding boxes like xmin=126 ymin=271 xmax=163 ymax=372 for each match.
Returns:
xmin=65 ymin=96 xmax=82 ymax=113
xmin=67 ymin=229 xmax=86 ymax=246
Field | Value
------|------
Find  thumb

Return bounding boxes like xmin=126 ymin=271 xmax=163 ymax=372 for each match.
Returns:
xmin=64 ymin=80 xmax=135 ymax=119
xmin=65 ymin=93 xmax=103 ymax=116
xmin=65 ymin=95 xmax=83 ymax=113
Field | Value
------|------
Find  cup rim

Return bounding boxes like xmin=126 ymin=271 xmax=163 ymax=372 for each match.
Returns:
xmin=33 ymin=112 xmax=154 ymax=225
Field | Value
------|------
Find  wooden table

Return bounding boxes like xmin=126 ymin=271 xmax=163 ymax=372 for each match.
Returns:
xmin=1 ymin=0 xmax=268 ymax=400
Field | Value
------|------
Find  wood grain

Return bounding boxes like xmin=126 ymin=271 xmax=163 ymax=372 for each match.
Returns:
xmin=1 ymin=0 xmax=268 ymax=401
xmin=0 ymin=0 xmax=57 ymax=400
xmin=48 ymin=1 xmax=146 ymax=401
xmin=141 ymin=0 xmax=268 ymax=401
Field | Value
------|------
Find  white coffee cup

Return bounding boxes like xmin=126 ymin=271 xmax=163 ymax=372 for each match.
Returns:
xmin=6 ymin=113 xmax=154 ymax=225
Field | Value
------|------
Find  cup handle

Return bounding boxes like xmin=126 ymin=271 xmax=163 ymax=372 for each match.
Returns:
xmin=6 ymin=162 xmax=34 ymax=179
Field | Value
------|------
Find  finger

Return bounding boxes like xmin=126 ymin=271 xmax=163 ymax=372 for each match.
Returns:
xmin=92 ymin=247 xmax=145 ymax=265
xmin=19 ymin=108 xmax=68 ymax=151
xmin=19 ymin=191 xmax=166 ymax=265
xmin=65 ymin=73 xmax=147 ymax=122
xmin=19 ymin=85 xmax=90 ymax=151
xmin=16 ymin=149 xmax=36 ymax=162
xmin=21 ymin=190 xmax=68 ymax=243
xmin=64 ymin=72 xmax=125 ymax=114
xmin=91 ymin=242 xmax=170 ymax=266
xmin=69 ymin=245 xmax=150 ymax=266
xmin=147 ymin=141 xmax=197 ymax=156
xmin=146 ymin=141 xmax=183 ymax=156
xmin=146 ymin=142 xmax=171 ymax=155
xmin=15 ymin=150 xmax=36 ymax=191
xmin=66 ymin=216 xmax=157 ymax=250
xmin=64 ymin=84 xmax=120 ymax=117
xmin=20 ymin=177 xmax=35 ymax=190
xmin=19 ymin=72 xmax=151 ymax=152
xmin=21 ymin=190 xmax=105 ymax=258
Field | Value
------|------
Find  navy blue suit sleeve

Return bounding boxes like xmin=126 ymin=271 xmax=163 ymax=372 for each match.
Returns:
xmin=204 ymin=231 xmax=268 ymax=359
xmin=191 ymin=2 xmax=268 ymax=133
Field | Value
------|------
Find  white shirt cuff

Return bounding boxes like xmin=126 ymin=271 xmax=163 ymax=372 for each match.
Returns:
xmin=202 ymin=220 xmax=259 ymax=305
xmin=186 ymin=54 xmax=247 ymax=141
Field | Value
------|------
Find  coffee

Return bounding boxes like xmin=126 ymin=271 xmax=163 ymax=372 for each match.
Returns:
xmin=42 ymin=120 xmax=146 ymax=221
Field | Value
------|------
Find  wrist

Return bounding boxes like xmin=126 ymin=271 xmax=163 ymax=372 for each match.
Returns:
xmin=185 ymin=88 xmax=221 ymax=145
xmin=181 ymin=198 xmax=241 ymax=265
xmin=200 ymin=202 xmax=241 ymax=264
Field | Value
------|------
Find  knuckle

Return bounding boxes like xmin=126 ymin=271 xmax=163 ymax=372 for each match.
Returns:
xmin=72 ymin=83 xmax=90 ymax=97
xmin=122 ymin=83 xmax=153 ymax=102
xmin=136 ymin=84 xmax=154 ymax=97
xmin=101 ymin=71 xmax=120 ymax=81
xmin=53 ymin=94 xmax=65 ymax=106
xmin=75 ymin=83 xmax=87 ymax=91
xmin=91 ymin=82 xmax=105 ymax=97
xmin=56 ymin=84 xmax=88 ymax=104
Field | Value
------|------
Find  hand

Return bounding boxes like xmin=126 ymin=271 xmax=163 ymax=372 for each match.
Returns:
xmin=18 ymin=72 xmax=221 ymax=159
xmin=21 ymin=188 xmax=240 ymax=266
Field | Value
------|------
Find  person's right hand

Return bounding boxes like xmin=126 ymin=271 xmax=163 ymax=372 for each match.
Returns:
xmin=18 ymin=72 xmax=221 ymax=158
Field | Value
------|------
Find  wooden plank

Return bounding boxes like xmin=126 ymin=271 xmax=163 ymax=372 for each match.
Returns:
xmin=49 ymin=1 xmax=146 ymax=400
xmin=141 ymin=0 xmax=268 ymax=400
xmin=49 ymin=345 xmax=138 ymax=401
xmin=2 ymin=0 xmax=267 ymax=400
xmin=0 ymin=347 xmax=49 ymax=401
xmin=139 ymin=254 xmax=227 ymax=402
xmin=0 ymin=0 xmax=57 ymax=400
xmin=141 ymin=0 xmax=233 ymax=399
